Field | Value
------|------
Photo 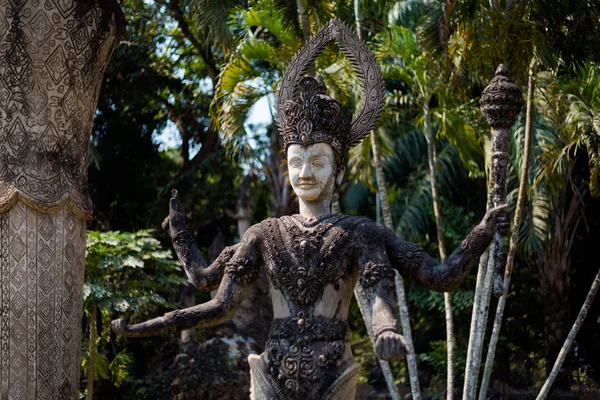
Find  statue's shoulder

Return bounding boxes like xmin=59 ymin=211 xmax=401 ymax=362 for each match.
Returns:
xmin=241 ymin=220 xmax=271 ymax=243
xmin=338 ymin=215 xmax=385 ymax=237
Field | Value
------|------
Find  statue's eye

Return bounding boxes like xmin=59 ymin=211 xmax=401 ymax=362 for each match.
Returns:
xmin=289 ymin=161 xmax=302 ymax=168
xmin=312 ymin=160 xmax=326 ymax=168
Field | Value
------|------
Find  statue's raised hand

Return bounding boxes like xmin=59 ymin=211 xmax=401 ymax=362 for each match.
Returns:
xmin=375 ymin=331 xmax=407 ymax=361
xmin=481 ymin=204 xmax=509 ymax=234
xmin=162 ymin=189 xmax=187 ymax=238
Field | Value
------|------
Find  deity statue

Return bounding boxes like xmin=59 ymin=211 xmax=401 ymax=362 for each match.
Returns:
xmin=111 ymin=19 xmax=505 ymax=399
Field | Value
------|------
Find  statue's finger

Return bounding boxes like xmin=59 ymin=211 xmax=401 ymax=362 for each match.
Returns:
xmin=375 ymin=338 xmax=384 ymax=356
xmin=384 ymin=336 xmax=392 ymax=358
xmin=170 ymin=195 xmax=182 ymax=213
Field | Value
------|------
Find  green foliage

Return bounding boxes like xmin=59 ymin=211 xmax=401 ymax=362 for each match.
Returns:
xmin=82 ymin=230 xmax=183 ymax=392
xmin=84 ymin=230 xmax=182 ymax=312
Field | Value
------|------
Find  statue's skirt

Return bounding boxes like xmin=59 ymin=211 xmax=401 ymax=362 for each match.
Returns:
xmin=248 ymin=353 xmax=360 ymax=400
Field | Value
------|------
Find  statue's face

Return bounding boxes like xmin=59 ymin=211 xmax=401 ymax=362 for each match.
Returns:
xmin=287 ymin=143 xmax=343 ymax=203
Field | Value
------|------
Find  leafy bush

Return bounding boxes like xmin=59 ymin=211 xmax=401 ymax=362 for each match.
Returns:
xmin=81 ymin=230 xmax=184 ymax=398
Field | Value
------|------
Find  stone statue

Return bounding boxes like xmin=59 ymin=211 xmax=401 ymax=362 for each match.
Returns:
xmin=111 ymin=19 xmax=505 ymax=399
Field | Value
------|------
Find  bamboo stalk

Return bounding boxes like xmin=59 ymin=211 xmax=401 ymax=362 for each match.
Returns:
xmin=536 ymin=268 xmax=600 ymax=400
xmin=351 ymin=6 xmax=410 ymax=398
xmin=372 ymin=130 xmax=422 ymax=400
xmin=464 ymin=249 xmax=496 ymax=399
xmin=463 ymin=243 xmax=492 ymax=399
xmin=355 ymin=284 xmax=402 ymax=400
xmin=424 ymin=103 xmax=454 ymax=400
xmin=479 ymin=59 xmax=536 ymax=398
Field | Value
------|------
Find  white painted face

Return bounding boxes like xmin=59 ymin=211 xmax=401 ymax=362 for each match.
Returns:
xmin=287 ymin=143 xmax=344 ymax=204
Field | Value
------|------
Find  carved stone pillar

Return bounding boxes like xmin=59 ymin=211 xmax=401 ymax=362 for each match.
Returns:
xmin=0 ymin=2 xmax=124 ymax=398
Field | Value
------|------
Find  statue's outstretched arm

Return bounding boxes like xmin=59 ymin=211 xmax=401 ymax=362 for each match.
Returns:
xmin=385 ymin=205 xmax=507 ymax=292
xmin=357 ymin=223 xmax=406 ymax=361
xmin=162 ymin=189 xmax=239 ymax=291
xmin=111 ymin=223 xmax=263 ymax=337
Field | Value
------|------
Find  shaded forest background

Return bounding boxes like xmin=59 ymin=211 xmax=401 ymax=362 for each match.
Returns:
xmin=81 ymin=0 xmax=600 ymax=398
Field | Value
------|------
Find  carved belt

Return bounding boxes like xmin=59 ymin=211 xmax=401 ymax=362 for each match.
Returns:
xmin=268 ymin=311 xmax=349 ymax=343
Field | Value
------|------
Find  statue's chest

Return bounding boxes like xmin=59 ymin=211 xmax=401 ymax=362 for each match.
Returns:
xmin=261 ymin=216 xmax=356 ymax=307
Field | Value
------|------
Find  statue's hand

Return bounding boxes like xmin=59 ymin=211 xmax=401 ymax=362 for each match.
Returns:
xmin=111 ymin=318 xmax=129 ymax=336
xmin=161 ymin=189 xmax=187 ymax=238
xmin=375 ymin=331 xmax=407 ymax=361
xmin=481 ymin=204 xmax=509 ymax=235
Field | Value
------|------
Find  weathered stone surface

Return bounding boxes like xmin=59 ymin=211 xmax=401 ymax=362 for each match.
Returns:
xmin=1 ymin=204 xmax=85 ymax=399
xmin=0 ymin=1 xmax=123 ymax=398
xmin=480 ymin=64 xmax=524 ymax=130
xmin=0 ymin=0 xmax=124 ymax=219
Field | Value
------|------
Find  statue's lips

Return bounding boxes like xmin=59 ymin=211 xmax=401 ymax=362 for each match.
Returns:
xmin=296 ymin=183 xmax=316 ymax=189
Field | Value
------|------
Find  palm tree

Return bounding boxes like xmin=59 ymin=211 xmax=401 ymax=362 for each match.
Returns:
xmin=371 ymin=24 xmax=484 ymax=399
xmin=528 ymin=62 xmax=600 ymax=385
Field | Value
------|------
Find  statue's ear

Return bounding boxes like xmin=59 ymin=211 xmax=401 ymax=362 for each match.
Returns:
xmin=336 ymin=166 xmax=345 ymax=186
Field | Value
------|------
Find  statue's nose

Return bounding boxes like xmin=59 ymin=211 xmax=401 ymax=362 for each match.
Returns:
xmin=299 ymin=162 xmax=312 ymax=178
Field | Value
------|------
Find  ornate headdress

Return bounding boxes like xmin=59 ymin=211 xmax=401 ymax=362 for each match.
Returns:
xmin=276 ymin=19 xmax=385 ymax=166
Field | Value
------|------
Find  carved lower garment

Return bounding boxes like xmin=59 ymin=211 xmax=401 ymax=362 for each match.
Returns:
xmin=248 ymin=313 xmax=360 ymax=400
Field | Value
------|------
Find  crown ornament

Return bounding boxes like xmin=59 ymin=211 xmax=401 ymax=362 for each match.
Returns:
xmin=276 ymin=18 xmax=385 ymax=166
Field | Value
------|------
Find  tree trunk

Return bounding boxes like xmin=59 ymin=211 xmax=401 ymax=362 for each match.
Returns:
xmin=0 ymin=3 xmax=123 ymax=398
xmin=480 ymin=59 xmax=536 ymax=397
xmin=464 ymin=133 xmax=494 ymax=396
xmin=230 ymin=175 xmax=272 ymax=346
xmin=354 ymin=284 xmax=401 ymax=400
xmin=86 ymin=306 xmax=98 ymax=400
xmin=350 ymin=5 xmax=404 ymax=397
xmin=424 ymin=104 xmax=454 ymax=400
xmin=371 ymin=131 xmax=421 ymax=400
xmin=180 ymin=282 xmax=198 ymax=353
xmin=543 ymin=288 xmax=571 ymax=382
xmin=537 ymin=267 xmax=600 ymax=399
xmin=296 ymin=0 xmax=315 ymax=76
xmin=297 ymin=0 xmax=311 ymax=41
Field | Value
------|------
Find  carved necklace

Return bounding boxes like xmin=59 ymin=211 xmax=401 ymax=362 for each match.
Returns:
xmin=265 ymin=214 xmax=357 ymax=307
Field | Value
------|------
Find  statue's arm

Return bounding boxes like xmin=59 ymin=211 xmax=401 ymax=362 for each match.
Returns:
xmin=385 ymin=205 xmax=506 ymax=292
xmin=356 ymin=223 xmax=406 ymax=361
xmin=171 ymin=231 xmax=240 ymax=291
xmin=111 ymin=223 xmax=263 ymax=337
xmin=111 ymin=275 xmax=254 ymax=337
xmin=163 ymin=189 xmax=239 ymax=291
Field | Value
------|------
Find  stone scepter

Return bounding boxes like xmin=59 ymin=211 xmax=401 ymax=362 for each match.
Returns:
xmin=480 ymin=64 xmax=524 ymax=296
xmin=463 ymin=64 xmax=524 ymax=399
xmin=111 ymin=19 xmax=507 ymax=400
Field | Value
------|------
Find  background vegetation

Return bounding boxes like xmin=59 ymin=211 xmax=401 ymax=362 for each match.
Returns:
xmin=82 ymin=0 xmax=600 ymax=398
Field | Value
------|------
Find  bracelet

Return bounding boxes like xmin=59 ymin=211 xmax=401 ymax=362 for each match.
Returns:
xmin=172 ymin=230 xmax=192 ymax=244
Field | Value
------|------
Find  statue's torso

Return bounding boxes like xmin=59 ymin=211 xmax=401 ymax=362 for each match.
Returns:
xmin=250 ymin=214 xmax=376 ymax=399
xmin=261 ymin=214 xmax=365 ymax=316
